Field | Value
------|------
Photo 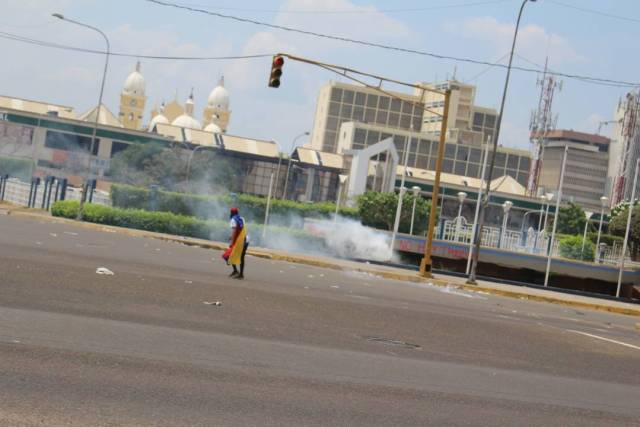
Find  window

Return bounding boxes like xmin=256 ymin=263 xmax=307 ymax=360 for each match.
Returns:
xmin=401 ymin=101 xmax=413 ymax=115
xmin=364 ymin=108 xmax=376 ymax=123
xmin=445 ymin=144 xmax=456 ymax=159
xmin=467 ymin=163 xmax=479 ymax=177
xmin=354 ymin=128 xmax=366 ymax=144
xmin=45 ymin=130 xmax=98 ymax=155
xmin=456 ymin=145 xmax=469 ymax=161
xmin=329 ymin=102 xmax=341 ymax=116
xmin=399 ymin=114 xmax=411 ymax=129
xmin=354 ymin=107 xmax=366 ymax=121
xmin=485 ymin=114 xmax=496 ymax=128
xmin=378 ymin=96 xmax=390 ymax=110
xmin=507 ymin=154 xmax=519 ymax=169
xmin=366 ymin=131 xmax=381 ymax=145
xmin=419 ymin=140 xmax=431 ymax=155
xmin=519 ymin=156 xmax=530 ymax=170
xmin=454 ymin=161 xmax=466 ymax=175
xmin=342 ymin=90 xmax=354 ymax=104
xmin=330 ymin=88 xmax=343 ymax=102
xmin=495 ymin=152 xmax=506 ymax=167
xmin=388 ymin=113 xmax=400 ymax=127
xmin=416 ymin=155 xmax=428 ymax=169
xmin=473 ymin=113 xmax=484 ymax=127
xmin=390 ymin=98 xmax=401 ymax=112
xmin=469 ymin=148 xmax=482 ymax=163
xmin=393 ymin=134 xmax=407 ymax=151
xmin=443 ymin=159 xmax=454 ymax=173
xmin=355 ymin=92 xmax=366 ymax=106
xmin=366 ymin=94 xmax=378 ymax=108
xmin=375 ymin=110 xmax=388 ymax=125
xmin=341 ymin=104 xmax=352 ymax=118
xmin=326 ymin=117 xmax=339 ymax=131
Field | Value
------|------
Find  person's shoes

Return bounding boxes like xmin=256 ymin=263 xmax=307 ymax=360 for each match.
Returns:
xmin=235 ymin=274 xmax=244 ymax=280
xmin=229 ymin=271 xmax=239 ymax=278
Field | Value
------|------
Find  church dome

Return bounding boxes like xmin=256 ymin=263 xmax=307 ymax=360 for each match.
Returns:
xmin=123 ymin=62 xmax=145 ymax=96
xmin=204 ymin=122 xmax=221 ymax=133
xmin=148 ymin=113 xmax=169 ymax=131
xmin=207 ymin=76 xmax=229 ymax=110
xmin=172 ymin=114 xmax=201 ymax=129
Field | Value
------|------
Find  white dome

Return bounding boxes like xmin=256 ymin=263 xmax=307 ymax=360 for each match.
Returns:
xmin=148 ymin=113 xmax=169 ymax=131
xmin=123 ymin=62 xmax=145 ymax=96
xmin=207 ymin=76 xmax=229 ymax=110
xmin=204 ymin=122 xmax=221 ymax=133
xmin=171 ymin=114 xmax=201 ymax=129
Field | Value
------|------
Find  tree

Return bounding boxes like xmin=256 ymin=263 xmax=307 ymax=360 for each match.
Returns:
xmin=356 ymin=191 xmax=433 ymax=234
xmin=555 ymin=202 xmax=587 ymax=235
xmin=609 ymin=203 xmax=640 ymax=261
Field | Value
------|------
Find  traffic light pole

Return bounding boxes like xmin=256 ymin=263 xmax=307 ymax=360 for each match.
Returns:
xmin=269 ymin=53 xmax=450 ymax=275
xmin=420 ymin=89 xmax=451 ymax=277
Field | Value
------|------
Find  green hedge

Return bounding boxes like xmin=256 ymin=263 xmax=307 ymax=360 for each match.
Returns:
xmin=587 ymin=232 xmax=623 ymax=247
xmin=51 ymin=200 xmax=326 ymax=251
xmin=110 ymin=184 xmax=358 ymax=225
xmin=558 ymin=234 xmax=595 ymax=262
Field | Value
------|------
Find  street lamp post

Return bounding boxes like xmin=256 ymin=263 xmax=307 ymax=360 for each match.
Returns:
xmin=499 ymin=201 xmax=513 ymax=249
xmin=185 ymin=145 xmax=208 ymax=185
xmin=616 ymin=158 xmax=640 ymax=298
xmin=455 ymin=191 xmax=468 ymax=241
xmin=52 ymin=13 xmax=109 ymax=220
xmin=544 ymin=145 xmax=569 ymax=287
xmin=390 ymin=134 xmax=413 ymax=258
xmin=468 ymin=0 xmax=537 ymax=283
xmin=580 ymin=211 xmax=594 ymax=260
xmin=409 ymin=186 xmax=421 ymax=235
xmin=595 ymin=196 xmax=608 ymax=262
xmin=282 ymin=131 xmax=309 ymax=199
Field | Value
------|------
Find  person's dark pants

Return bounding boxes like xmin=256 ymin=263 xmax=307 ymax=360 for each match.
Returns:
xmin=232 ymin=243 xmax=248 ymax=276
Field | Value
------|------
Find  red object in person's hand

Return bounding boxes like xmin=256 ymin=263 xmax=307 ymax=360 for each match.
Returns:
xmin=222 ymin=246 xmax=232 ymax=262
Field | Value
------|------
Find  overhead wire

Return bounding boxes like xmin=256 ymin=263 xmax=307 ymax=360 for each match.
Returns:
xmin=173 ymin=0 xmax=513 ymax=15
xmin=0 ymin=30 xmax=272 ymax=61
xmin=142 ymin=0 xmax=640 ymax=87
xmin=547 ymin=0 xmax=640 ymax=25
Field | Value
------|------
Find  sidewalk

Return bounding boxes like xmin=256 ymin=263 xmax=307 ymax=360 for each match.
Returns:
xmin=3 ymin=203 xmax=640 ymax=317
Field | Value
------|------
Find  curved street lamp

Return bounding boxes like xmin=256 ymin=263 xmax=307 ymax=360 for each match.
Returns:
xmin=468 ymin=0 xmax=537 ymax=282
xmin=53 ymin=13 xmax=110 ymax=220
xmin=282 ymin=131 xmax=310 ymax=199
xmin=595 ymin=195 xmax=609 ymax=262
xmin=500 ymin=200 xmax=513 ymax=249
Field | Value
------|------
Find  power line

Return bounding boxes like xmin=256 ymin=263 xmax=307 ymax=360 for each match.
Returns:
xmin=0 ymin=30 xmax=272 ymax=61
xmin=548 ymin=0 xmax=640 ymax=25
xmin=174 ymin=0 xmax=513 ymax=15
xmin=143 ymin=0 xmax=640 ymax=87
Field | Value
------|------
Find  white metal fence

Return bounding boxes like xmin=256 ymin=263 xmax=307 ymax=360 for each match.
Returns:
xmin=440 ymin=217 xmax=632 ymax=266
xmin=1 ymin=177 xmax=111 ymax=209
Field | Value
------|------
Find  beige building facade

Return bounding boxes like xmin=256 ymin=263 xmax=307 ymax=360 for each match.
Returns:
xmin=538 ymin=130 xmax=610 ymax=211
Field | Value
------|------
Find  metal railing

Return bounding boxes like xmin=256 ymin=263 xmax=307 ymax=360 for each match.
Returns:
xmin=439 ymin=217 xmax=633 ymax=265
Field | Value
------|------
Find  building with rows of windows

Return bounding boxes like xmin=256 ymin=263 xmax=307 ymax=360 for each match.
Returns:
xmin=310 ymin=79 xmax=530 ymax=187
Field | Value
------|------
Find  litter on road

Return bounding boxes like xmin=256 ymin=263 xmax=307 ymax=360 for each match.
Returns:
xmin=203 ymin=301 xmax=222 ymax=306
xmin=96 ymin=267 xmax=114 ymax=276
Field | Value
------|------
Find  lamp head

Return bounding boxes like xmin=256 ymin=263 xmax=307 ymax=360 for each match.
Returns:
xmin=457 ymin=191 xmax=468 ymax=203
xmin=600 ymin=196 xmax=609 ymax=206
xmin=52 ymin=13 xmax=64 ymax=20
xmin=412 ymin=186 xmax=421 ymax=196
xmin=503 ymin=200 xmax=513 ymax=213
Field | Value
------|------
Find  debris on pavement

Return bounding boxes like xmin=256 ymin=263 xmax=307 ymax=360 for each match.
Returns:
xmin=203 ymin=301 xmax=222 ymax=306
xmin=49 ymin=233 xmax=57 ymax=237
xmin=96 ymin=267 xmax=114 ymax=275
xmin=185 ymin=280 xmax=193 ymax=284
xmin=63 ymin=231 xmax=78 ymax=236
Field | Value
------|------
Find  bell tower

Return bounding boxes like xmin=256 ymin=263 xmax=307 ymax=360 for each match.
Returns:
xmin=119 ymin=62 xmax=147 ymax=130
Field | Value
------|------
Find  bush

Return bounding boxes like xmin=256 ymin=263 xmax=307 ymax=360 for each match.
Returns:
xmin=558 ymin=234 xmax=595 ymax=262
xmin=356 ymin=191 xmax=432 ymax=234
xmin=50 ymin=200 xmax=325 ymax=250
xmin=110 ymin=184 xmax=358 ymax=225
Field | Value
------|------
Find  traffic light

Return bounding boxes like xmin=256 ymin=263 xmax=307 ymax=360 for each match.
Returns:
xmin=268 ymin=55 xmax=284 ymax=88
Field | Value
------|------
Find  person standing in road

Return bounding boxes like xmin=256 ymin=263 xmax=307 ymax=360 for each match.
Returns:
xmin=227 ymin=207 xmax=249 ymax=279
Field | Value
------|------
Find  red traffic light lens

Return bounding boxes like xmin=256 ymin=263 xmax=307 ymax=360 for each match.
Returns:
xmin=273 ymin=56 xmax=284 ymax=67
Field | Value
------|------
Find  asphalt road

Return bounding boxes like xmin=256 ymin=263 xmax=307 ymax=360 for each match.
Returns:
xmin=0 ymin=215 xmax=639 ymax=426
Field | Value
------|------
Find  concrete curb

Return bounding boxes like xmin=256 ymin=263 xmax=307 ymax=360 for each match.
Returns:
xmin=6 ymin=208 xmax=640 ymax=317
